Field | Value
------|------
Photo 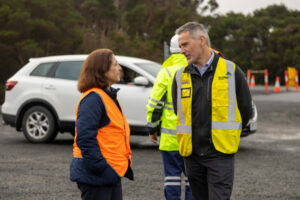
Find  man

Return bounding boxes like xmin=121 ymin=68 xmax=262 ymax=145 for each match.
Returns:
xmin=146 ymin=34 xmax=192 ymax=200
xmin=172 ymin=22 xmax=253 ymax=200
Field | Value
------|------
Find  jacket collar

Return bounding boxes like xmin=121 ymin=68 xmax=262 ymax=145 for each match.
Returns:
xmin=184 ymin=53 xmax=221 ymax=75
xmin=103 ymin=87 xmax=120 ymax=99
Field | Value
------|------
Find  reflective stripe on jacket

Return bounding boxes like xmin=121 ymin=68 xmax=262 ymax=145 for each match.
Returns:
xmin=73 ymin=88 xmax=132 ymax=177
xmin=176 ymin=57 xmax=242 ymax=156
xmin=146 ymin=54 xmax=187 ymax=151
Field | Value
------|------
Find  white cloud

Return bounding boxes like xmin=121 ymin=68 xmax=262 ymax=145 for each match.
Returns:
xmin=213 ymin=0 xmax=300 ymax=15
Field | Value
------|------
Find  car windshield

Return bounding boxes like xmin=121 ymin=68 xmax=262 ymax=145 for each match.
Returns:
xmin=134 ymin=62 xmax=162 ymax=77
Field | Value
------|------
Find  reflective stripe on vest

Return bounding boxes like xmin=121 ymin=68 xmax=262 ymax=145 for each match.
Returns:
xmin=211 ymin=59 xmax=242 ymax=131
xmin=176 ymin=58 xmax=242 ymax=156
xmin=160 ymin=128 xmax=176 ymax=135
xmin=175 ymin=66 xmax=193 ymax=156
xmin=165 ymin=68 xmax=171 ymax=77
xmin=73 ymin=88 xmax=132 ymax=177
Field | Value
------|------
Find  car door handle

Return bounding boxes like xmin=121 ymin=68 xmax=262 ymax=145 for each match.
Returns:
xmin=44 ymin=85 xmax=56 ymax=90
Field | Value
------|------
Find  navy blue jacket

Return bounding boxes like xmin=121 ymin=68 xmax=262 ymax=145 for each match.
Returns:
xmin=70 ymin=88 xmax=122 ymax=186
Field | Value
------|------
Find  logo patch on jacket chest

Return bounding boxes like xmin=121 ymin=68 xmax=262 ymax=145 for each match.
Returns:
xmin=181 ymin=80 xmax=190 ymax=85
xmin=181 ymin=88 xmax=191 ymax=98
xmin=218 ymin=72 xmax=232 ymax=80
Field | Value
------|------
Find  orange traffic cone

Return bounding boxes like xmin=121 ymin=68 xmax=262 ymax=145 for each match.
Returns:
xmin=274 ymin=76 xmax=281 ymax=93
xmin=296 ymin=70 xmax=299 ymax=92
xmin=250 ymin=75 xmax=255 ymax=87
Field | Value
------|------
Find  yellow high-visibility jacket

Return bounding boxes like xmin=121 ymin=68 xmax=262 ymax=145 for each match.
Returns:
xmin=162 ymin=53 xmax=187 ymax=68
xmin=146 ymin=54 xmax=187 ymax=151
xmin=175 ymin=57 xmax=242 ymax=156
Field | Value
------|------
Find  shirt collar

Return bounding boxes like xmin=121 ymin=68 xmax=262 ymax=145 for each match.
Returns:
xmin=193 ymin=50 xmax=215 ymax=75
xmin=206 ymin=50 xmax=215 ymax=67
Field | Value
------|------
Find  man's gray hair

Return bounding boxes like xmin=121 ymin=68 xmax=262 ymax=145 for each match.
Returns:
xmin=176 ymin=22 xmax=211 ymax=47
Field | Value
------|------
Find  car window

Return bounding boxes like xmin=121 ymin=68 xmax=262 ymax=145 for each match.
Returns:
xmin=54 ymin=61 xmax=83 ymax=80
xmin=133 ymin=62 xmax=162 ymax=77
xmin=30 ymin=63 xmax=54 ymax=77
xmin=119 ymin=66 xmax=140 ymax=85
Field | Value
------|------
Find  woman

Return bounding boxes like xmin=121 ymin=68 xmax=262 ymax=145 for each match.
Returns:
xmin=70 ymin=49 xmax=133 ymax=200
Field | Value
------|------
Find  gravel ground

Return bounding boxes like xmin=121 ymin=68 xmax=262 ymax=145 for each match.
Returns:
xmin=0 ymin=86 xmax=299 ymax=200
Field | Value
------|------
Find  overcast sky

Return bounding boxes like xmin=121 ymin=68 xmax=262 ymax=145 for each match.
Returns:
xmin=212 ymin=0 xmax=300 ymax=15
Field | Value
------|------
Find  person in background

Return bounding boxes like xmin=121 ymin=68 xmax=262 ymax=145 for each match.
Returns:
xmin=146 ymin=34 xmax=193 ymax=200
xmin=70 ymin=48 xmax=133 ymax=200
xmin=162 ymin=35 xmax=188 ymax=68
xmin=172 ymin=22 xmax=253 ymax=200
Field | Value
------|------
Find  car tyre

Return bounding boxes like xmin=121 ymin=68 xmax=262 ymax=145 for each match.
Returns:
xmin=22 ymin=106 xmax=58 ymax=143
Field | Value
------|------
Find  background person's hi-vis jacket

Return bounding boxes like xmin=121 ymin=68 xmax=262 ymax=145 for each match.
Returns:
xmin=146 ymin=53 xmax=187 ymax=151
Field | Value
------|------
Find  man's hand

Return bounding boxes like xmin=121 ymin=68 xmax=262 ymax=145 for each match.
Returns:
xmin=149 ymin=132 xmax=158 ymax=144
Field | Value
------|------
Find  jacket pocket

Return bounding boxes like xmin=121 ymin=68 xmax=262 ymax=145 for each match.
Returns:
xmin=84 ymin=157 xmax=120 ymax=185
xmin=211 ymin=129 xmax=241 ymax=154
xmin=83 ymin=156 xmax=108 ymax=175
xmin=214 ymin=83 xmax=229 ymax=107
xmin=101 ymin=164 xmax=121 ymax=185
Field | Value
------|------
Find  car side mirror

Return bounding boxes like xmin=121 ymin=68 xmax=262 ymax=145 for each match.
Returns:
xmin=134 ymin=76 xmax=150 ymax=86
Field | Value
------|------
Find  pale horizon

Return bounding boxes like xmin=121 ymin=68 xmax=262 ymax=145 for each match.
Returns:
xmin=212 ymin=0 xmax=300 ymax=15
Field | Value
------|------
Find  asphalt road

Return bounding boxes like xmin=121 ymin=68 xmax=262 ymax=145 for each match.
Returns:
xmin=0 ymin=86 xmax=300 ymax=200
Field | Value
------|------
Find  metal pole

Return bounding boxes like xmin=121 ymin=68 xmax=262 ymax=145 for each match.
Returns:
xmin=163 ymin=41 xmax=170 ymax=61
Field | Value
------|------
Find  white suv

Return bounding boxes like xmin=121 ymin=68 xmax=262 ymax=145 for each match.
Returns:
xmin=1 ymin=55 xmax=162 ymax=142
xmin=1 ymin=55 xmax=257 ymax=143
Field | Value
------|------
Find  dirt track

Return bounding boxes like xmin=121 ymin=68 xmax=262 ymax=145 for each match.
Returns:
xmin=0 ymin=86 xmax=300 ymax=200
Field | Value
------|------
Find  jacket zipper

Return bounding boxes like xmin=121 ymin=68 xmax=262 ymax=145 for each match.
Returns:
xmin=207 ymin=74 xmax=213 ymax=101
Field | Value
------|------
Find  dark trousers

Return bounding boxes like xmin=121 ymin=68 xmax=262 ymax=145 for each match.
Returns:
xmin=161 ymin=151 xmax=193 ymax=200
xmin=184 ymin=156 xmax=234 ymax=200
xmin=77 ymin=181 xmax=122 ymax=200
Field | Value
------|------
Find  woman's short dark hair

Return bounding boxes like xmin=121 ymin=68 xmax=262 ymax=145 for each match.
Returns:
xmin=78 ymin=48 xmax=114 ymax=92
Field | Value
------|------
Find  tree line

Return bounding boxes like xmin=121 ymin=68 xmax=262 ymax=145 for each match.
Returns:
xmin=0 ymin=0 xmax=299 ymax=91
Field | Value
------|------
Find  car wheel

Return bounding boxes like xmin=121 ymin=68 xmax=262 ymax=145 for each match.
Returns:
xmin=22 ymin=106 xmax=58 ymax=143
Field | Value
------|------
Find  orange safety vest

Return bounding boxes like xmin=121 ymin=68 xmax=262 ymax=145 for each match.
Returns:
xmin=210 ymin=48 xmax=224 ymax=58
xmin=73 ymin=87 xmax=132 ymax=177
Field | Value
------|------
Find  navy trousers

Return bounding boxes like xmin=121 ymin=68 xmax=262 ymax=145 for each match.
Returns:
xmin=161 ymin=151 xmax=193 ymax=200
xmin=77 ymin=181 xmax=122 ymax=200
